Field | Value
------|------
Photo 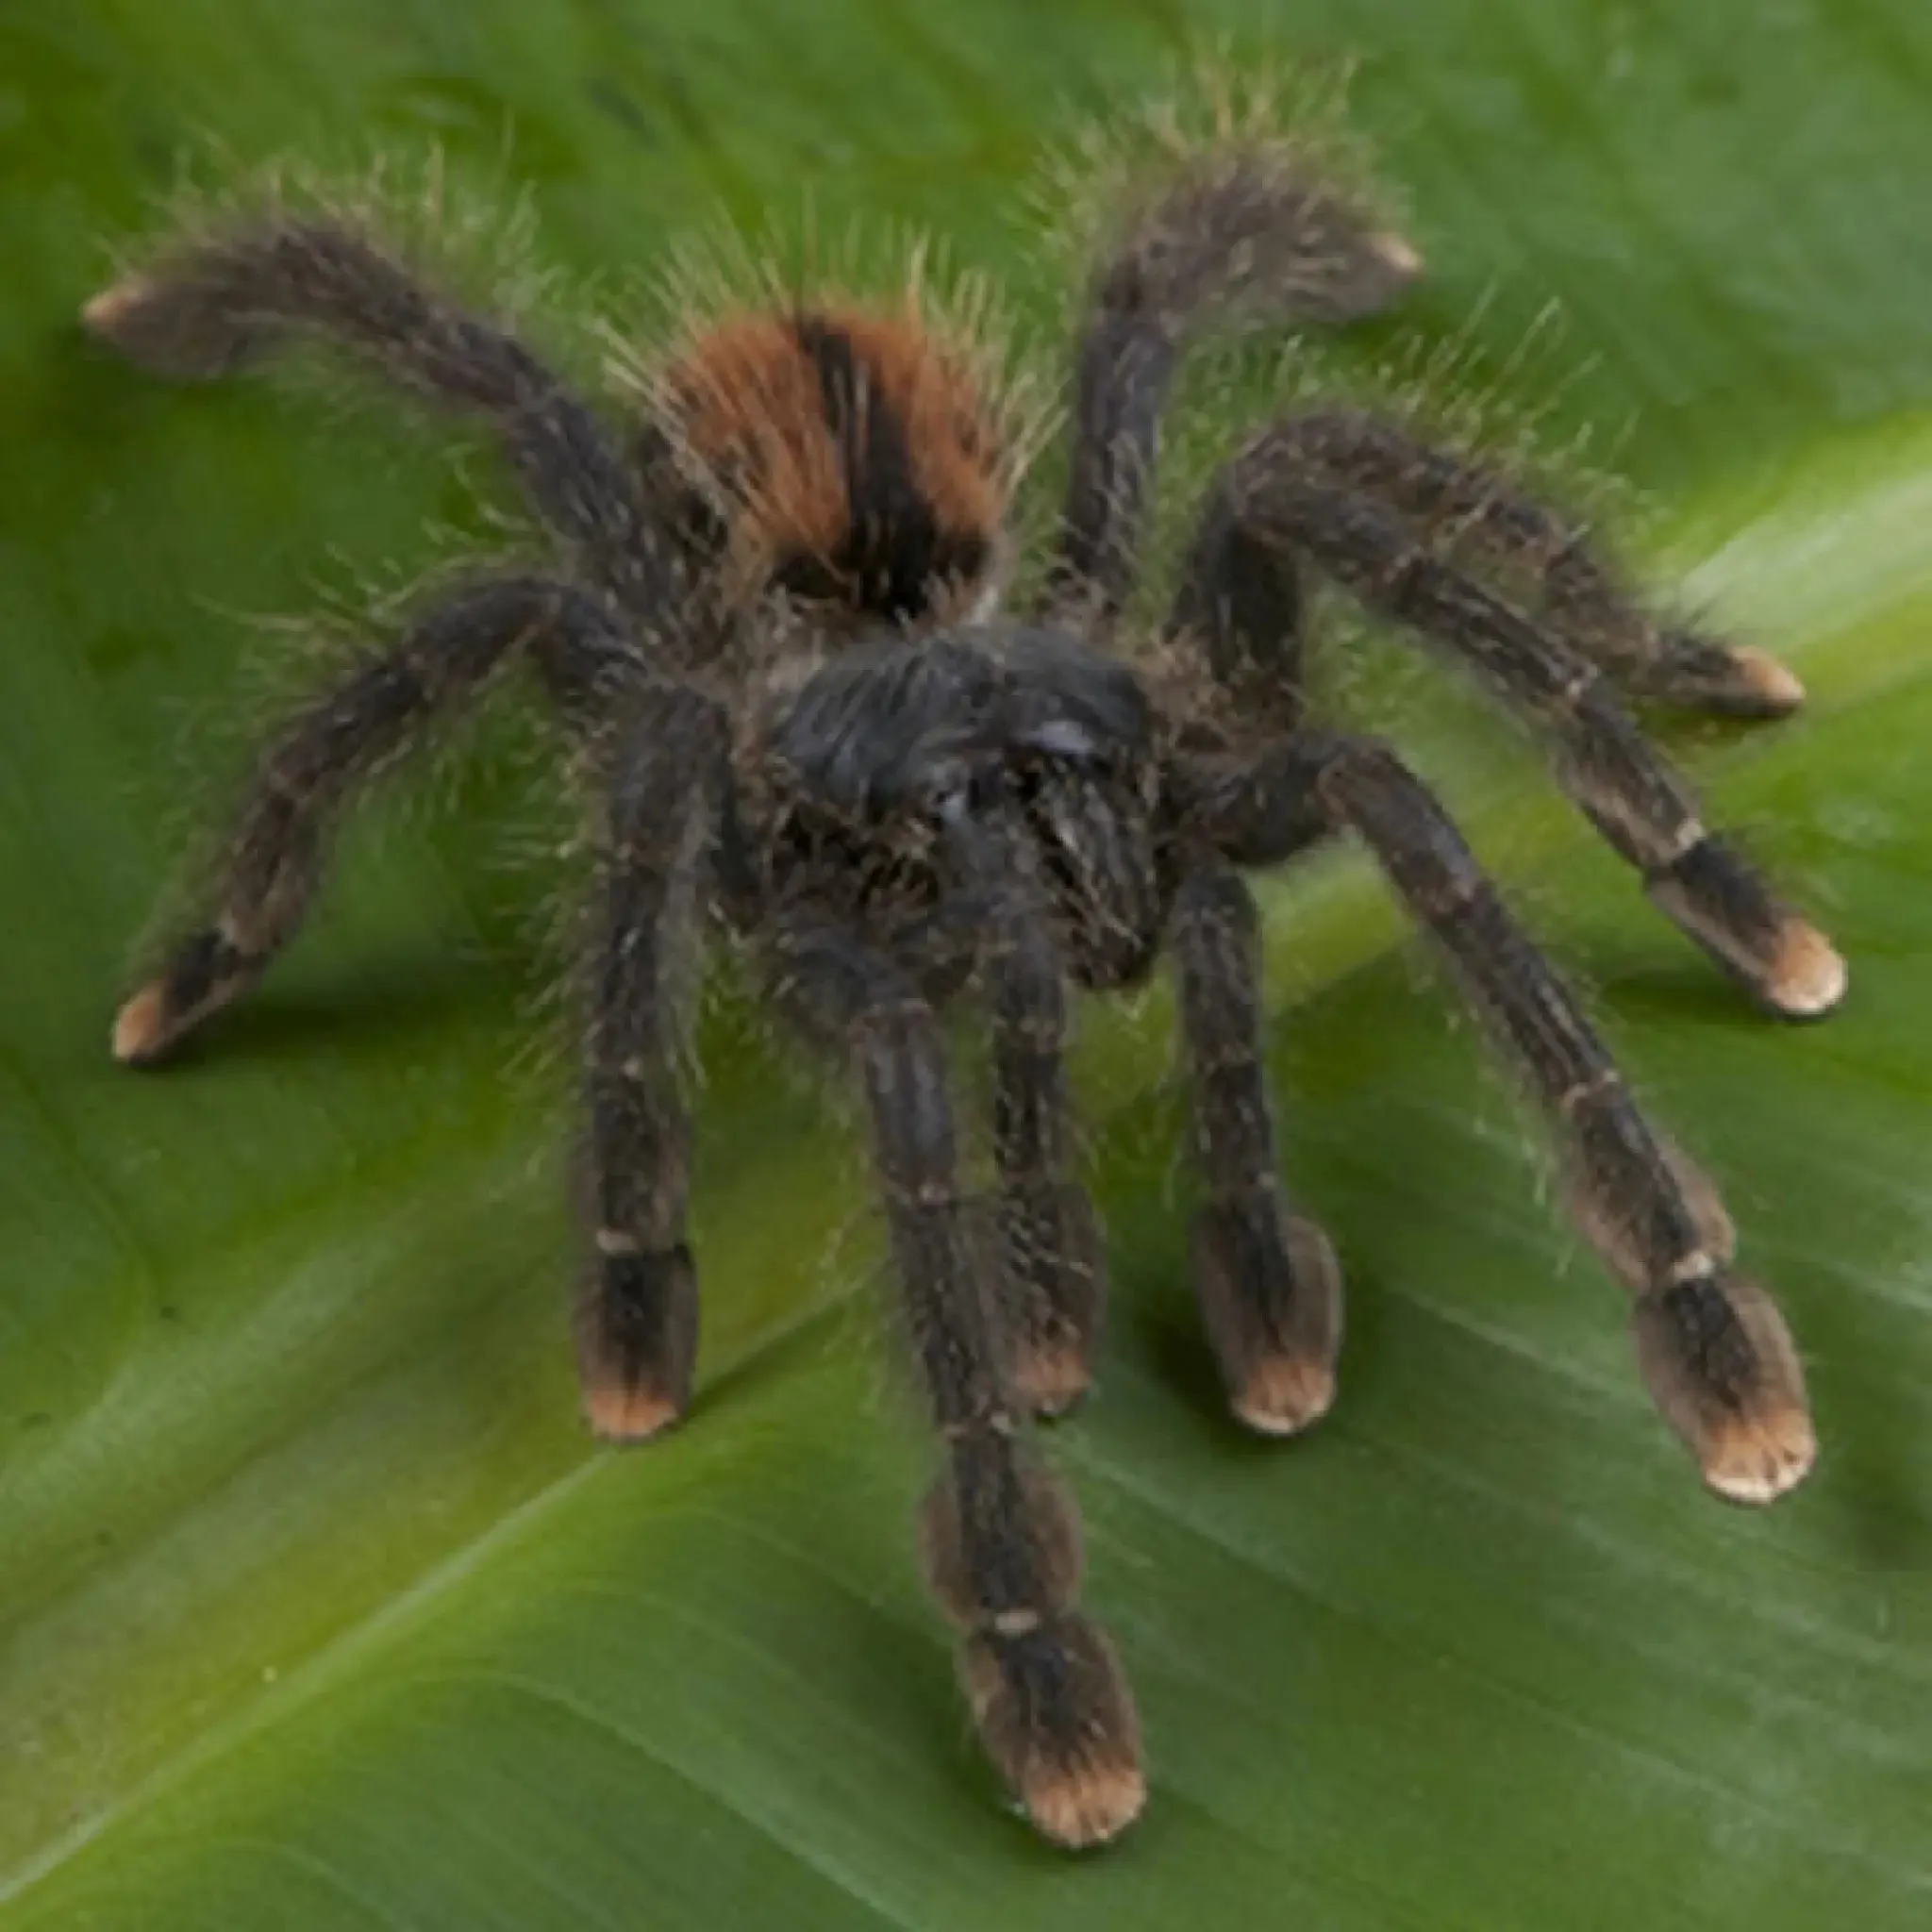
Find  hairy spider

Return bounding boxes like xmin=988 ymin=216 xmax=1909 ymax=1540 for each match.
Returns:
xmin=87 ymin=126 xmax=1844 ymax=1850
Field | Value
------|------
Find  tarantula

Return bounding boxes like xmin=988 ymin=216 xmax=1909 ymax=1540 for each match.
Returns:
xmin=86 ymin=132 xmax=1843 ymax=1850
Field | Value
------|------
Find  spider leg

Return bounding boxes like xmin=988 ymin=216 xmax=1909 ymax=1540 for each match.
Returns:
xmin=84 ymin=223 xmax=678 ymax=621
xmin=1190 ymin=418 xmax=1846 ymax=1018
xmin=1265 ymin=412 xmax=1805 ymax=716
xmin=113 ymin=575 xmax=595 ymax=1065
xmin=1170 ymin=859 xmax=1343 ymax=1434
xmin=945 ymin=813 xmax=1107 ymax=1418
xmin=1047 ymin=154 xmax=1419 ymax=622
xmin=116 ymin=564 xmax=721 ymax=1432
xmin=1183 ymin=729 xmax=1813 ymax=1504
xmin=770 ymin=917 xmax=1142 ymax=1848
xmin=570 ymin=679 xmax=731 ymax=1441
xmin=1165 ymin=469 xmax=1308 ymax=733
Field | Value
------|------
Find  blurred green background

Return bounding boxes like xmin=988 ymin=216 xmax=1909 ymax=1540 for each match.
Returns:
xmin=4 ymin=1 xmax=1932 ymax=1925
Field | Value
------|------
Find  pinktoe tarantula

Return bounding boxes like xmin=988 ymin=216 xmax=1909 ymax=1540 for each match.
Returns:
xmin=87 ymin=126 xmax=1843 ymax=1847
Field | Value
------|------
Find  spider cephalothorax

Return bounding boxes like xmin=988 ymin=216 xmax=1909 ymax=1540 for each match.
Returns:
xmin=88 ymin=116 xmax=1841 ymax=1851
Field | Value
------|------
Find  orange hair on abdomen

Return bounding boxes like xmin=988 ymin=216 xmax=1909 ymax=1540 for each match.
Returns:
xmin=656 ymin=303 xmax=1009 ymax=622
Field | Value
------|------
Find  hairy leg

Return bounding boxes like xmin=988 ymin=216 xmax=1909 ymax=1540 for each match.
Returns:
xmin=1165 ymin=471 xmax=1307 ymax=732
xmin=1188 ymin=418 xmax=1845 ymax=1018
xmin=114 ymin=574 xmax=591 ymax=1064
xmin=770 ymin=918 xmax=1141 ymax=1848
xmin=1047 ymin=151 xmax=1419 ymax=621
xmin=1243 ymin=410 xmax=1804 ymax=715
xmin=570 ymin=679 xmax=731 ymax=1441
xmin=84 ymin=221 xmax=679 ymax=623
xmin=1169 ymin=859 xmax=1343 ymax=1433
xmin=115 ymin=548 xmax=723 ymax=1434
xmin=1184 ymin=729 xmax=1814 ymax=1503
xmin=942 ymin=811 xmax=1107 ymax=1416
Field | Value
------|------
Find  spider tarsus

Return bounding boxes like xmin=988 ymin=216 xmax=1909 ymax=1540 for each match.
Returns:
xmin=580 ymin=1380 xmax=686 ymax=1445
xmin=1698 ymin=1403 xmax=1818 ymax=1506
xmin=1766 ymin=918 xmax=1848 ymax=1019
xmin=1193 ymin=1195 xmax=1344 ymax=1431
xmin=1640 ymin=640 xmax=1807 ymax=720
xmin=922 ymin=1441 xmax=1140 ymax=1846
xmin=109 ymin=982 xmax=175 ymax=1066
xmin=81 ymin=275 xmax=148 ymax=340
xmin=574 ymin=1241 xmax=697 ymax=1444
xmin=960 ymin=1614 xmax=1145 ymax=1851
xmin=1632 ymin=1269 xmax=1815 ymax=1503
xmin=112 ymin=925 xmax=265 ymax=1066
xmin=1724 ymin=647 xmax=1807 ymax=717
xmin=83 ymin=270 xmax=261 ymax=380
xmin=1232 ymin=1351 xmax=1338 ymax=1438
xmin=1642 ymin=837 xmax=1843 ymax=1018
xmin=1016 ymin=1750 xmax=1148 ymax=1855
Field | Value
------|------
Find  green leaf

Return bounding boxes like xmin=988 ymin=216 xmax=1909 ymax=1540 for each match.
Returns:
xmin=5 ymin=1 xmax=1931 ymax=1925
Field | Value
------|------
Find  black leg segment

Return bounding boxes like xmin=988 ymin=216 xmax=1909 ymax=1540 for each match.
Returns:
xmin=84 ymin=220 xmax=679 ymax=622
xmin=1261 ymin=411 xmax=1807 ymax=717
xmin=947 ymin=813 xmax=1108 ymax=1417
xmin=113 ymin=575 xmax=582 ymax=1065
xmin=571 ymin=680 xmax=731 ymax=1441
xmin=1193 ymin=730 xmax=1814 ymax=1502
xmin=771 ymin=920 xmax=1143 ymax=1848
xmin=1169 ymin=860 xmax=1343 ymax=1434
xmin=1191 ymin=414 xmax=1846 ymax=1018
xmin=1047 ymin=155 xmax=1419 ymax=623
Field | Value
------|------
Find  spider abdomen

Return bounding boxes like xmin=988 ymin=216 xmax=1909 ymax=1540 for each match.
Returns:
xmin=654 ymin=306 xmax=1008 ymax=624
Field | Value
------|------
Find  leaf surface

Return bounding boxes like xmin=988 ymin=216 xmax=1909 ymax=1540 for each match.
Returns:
xmin=4 ymin=2 xmax=1931 ymax=1924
